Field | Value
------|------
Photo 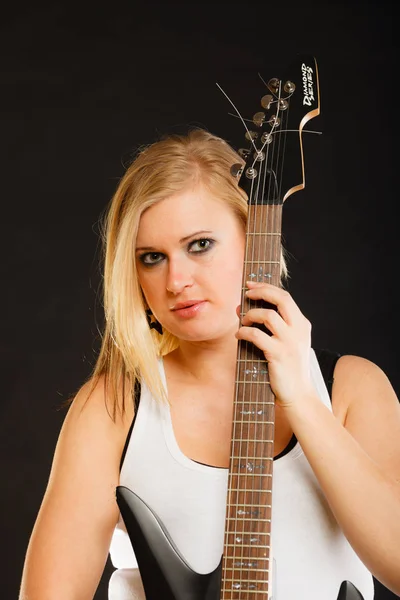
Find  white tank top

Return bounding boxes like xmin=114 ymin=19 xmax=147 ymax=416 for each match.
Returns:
xmin=108 ymin=349 xmax=374 ymax=600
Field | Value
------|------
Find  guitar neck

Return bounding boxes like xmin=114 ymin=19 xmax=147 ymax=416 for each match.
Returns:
xmin=222 ymin=204 xmax=282 ymax=599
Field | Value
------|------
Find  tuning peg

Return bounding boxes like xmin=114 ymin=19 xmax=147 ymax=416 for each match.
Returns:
xmin=238 ymin=148 xmax=251 ymax=159
xmin=284 ymin=80 xmax=295 ymax=93
xmin=261 ymin=94 xmax=273 ymax=110
xmin=253 ymin=112 xmax=266 ymax=127
xmin=245 ymin=131 xmax=258 ymax=141
xmin=268 ymin=115 xmax=280 ymax=127
xmin=230 ymin=163 xmax=243 ymax=178
xmin=267 ymin=78 xmax=280 ymax=94
xmin=245 ymin=167 xmax=258 ymax=180
xmin=261 ymin=132 xmax=273 ymax=145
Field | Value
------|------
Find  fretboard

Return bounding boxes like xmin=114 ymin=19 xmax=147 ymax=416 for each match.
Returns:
xmin=221 ymin=204 xmax=282 ymax=599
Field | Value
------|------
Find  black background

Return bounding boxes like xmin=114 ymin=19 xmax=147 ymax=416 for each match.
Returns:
xmin=2 ymin=2 xmax=398 ymax=599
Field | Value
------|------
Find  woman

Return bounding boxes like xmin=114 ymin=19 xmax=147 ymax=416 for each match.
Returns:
xmin=19 ymin=129 xmax=400 ymax=600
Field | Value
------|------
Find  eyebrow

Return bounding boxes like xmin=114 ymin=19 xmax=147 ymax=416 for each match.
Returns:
xmin=135 ymin=230 xmax=213 ymax=252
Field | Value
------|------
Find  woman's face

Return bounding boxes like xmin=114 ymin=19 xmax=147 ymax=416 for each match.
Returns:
xmin=136 ymin=184 xmax=246 ymax=343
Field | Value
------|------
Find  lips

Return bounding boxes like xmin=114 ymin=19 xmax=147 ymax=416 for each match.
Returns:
xmin=170 ymin=300 xmax=203 ymax=311
xmin=170 ymin=300 xmax=207 ymax=319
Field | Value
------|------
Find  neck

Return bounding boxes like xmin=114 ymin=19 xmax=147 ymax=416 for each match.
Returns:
xmin=171 ymin=335 xmax=238 ymax=383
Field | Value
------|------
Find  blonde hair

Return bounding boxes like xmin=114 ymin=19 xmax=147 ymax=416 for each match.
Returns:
xmin=89 ymin=128 xmax=254 ymax=418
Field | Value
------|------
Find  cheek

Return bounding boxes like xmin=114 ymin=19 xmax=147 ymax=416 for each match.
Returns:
xmin=137 ymin=271 xmax=159 ymax=305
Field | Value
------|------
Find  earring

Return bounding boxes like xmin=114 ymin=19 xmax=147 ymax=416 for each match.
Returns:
xmin=145 ymin=309 xmax=163 ymax=335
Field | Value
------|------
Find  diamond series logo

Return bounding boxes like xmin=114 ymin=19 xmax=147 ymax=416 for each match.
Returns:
xmin=302 ymin=63 xmax=315 ymax=107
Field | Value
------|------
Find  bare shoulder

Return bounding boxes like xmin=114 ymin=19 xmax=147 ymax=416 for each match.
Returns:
xmin=57 ymin=374 xmax=135 ymax=468
xmin=332 ymin=354 xmax=400 ymax=478
xmin=332 ymin=354 xmax=397 ymax=412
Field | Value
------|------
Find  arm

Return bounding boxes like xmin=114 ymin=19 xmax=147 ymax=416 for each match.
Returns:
xmin=237 ymin=281 xmax=400 ymax=595
xmin=284 ymin=356 xmax=400 ymax=595
xmin=19 ymin=378 xmax=134 ymax=600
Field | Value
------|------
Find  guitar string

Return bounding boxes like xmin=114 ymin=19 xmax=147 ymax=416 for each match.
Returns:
xmin=255 ymin=137 xmax=269 ymax=598
xmin=253 ymin=79 xmax=287 ymax=596
xmin=223 ymin=79 xmax=289 ymax=598
xmin=226 ymin=144 xmax=253 ymax=600
xmin=254 ymin=92 xmax=279 ymax=597
xmin=259 ymin=106 xmax=275 ymax=597
xmin=245 ymin=99 xmax=276 ymax=599
xmin=239 ymin=95 xmax=277 ymax=599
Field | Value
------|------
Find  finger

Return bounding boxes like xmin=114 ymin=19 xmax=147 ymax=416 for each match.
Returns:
xmin=245 ymin=282 xmax=301 ymax=325
xmin=236 ymin=324 xmax=276 ymax=353
xmin=241 ymin=308 xmax=286 ymax=337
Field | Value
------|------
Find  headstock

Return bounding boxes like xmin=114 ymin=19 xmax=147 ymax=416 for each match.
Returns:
xmin=229 ymin=55 xmax=320 ymax=205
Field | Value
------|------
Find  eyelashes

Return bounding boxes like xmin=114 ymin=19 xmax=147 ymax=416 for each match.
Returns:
xmin=189 ymin=238 xmax=214 ymax=253
xmin=138 ymin=237 xmax=215 ymax=267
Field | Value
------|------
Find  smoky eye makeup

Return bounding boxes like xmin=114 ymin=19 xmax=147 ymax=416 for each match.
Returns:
xmin=188 ymin=238 xmax=215 ymax=253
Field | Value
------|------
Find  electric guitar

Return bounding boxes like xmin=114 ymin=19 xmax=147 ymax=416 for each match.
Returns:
xmin=116 ymin=55 xmax=364 ymax=600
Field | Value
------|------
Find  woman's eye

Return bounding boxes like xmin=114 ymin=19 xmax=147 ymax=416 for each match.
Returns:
xmin=189 ymin=238 xmax=214 ymax=253
xmin=139 ymin=252 xmax=164 ymax=266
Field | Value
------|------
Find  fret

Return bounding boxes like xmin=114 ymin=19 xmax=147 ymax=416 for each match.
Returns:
xmin=237 ymin=359 xmax=269 ymax=363
xmin=226 ymin=503 xmax=272 ymax=508
xmin=225 ymin=523 xmax=271 ymax=536
xmin=223 ymin=584 xmax=268 ymax=600
xmin=229 ymin=476 xmax=272 ymax=494
xmin=225 ymin=516 xmax=271 ymax=522
xmin=223 ymin=545 xmax=271 ymax=557
xmin=223 ymin=558 xmax=270 ymax=568
xmin=227 ymin=488 xmax=272 ymax=494
xmin=229 ymin=473 xmax=273 ymax=478
xmin=232 ymin=458 xmax=273 ymax=463
xmin=231 ymin=446 xmax=274 ymax=461
xmin=234 ymin=414 xmax=273 ymax=423
xmin=234 ymin=380 xmax=271 ymax=384
xmin=224 ymin=540 xmax=270 ymax=547
xmin=247 ymin=232 xmax=281 ymax=236
xmin=227 ymin=531 xmax=270 ymax=540
xmin=222 ymin=589 xmax=268 ymax=596
xmin=234 ymin=402 xmax=273 ymax=409
xmin=243 ymin=260 xmax=280 ymax=264
xmin=233 ymin=401 xmax=275 ymax=405
xmin=233 ymin=420 xmax=274 ymax=425
xmin=223 ymin=578 xmax=269 ymax=584
xmin=231 ymin=438 xmax=273 ymax=443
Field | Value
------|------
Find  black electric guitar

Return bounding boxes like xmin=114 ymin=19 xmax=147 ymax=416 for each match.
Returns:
xmin=116 ymin=55 xmax=364 ymax=600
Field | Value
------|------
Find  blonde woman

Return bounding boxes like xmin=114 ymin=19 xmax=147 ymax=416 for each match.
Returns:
xmin=19 ymin=130 xmax=400 ymax=600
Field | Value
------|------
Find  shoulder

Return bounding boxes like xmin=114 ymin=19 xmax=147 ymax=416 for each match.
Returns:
xmin=49 ymin=374 xmax=135 ymax=488
xmin=333 ymin=354 xmax=393 ymax=400
xmin=62 ymin=374 xmax=135 ymax=450
xmin=331 ymin=354 xmax=400 ymax=479
xmin=331 ymin=354 xmax=399 ymax=432
xmin=44 ymin=374 xmax=135 ymax=510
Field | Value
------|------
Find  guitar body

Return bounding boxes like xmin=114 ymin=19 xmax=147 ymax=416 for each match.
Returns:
xmin=116 ymin=486 xmax=222 ymax=600
xmin=116 ymin=485 xmax=364 ymax=600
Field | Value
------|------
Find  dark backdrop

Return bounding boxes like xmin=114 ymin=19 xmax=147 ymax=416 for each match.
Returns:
xmin=2 ymin=2 xmax=398 ymax=599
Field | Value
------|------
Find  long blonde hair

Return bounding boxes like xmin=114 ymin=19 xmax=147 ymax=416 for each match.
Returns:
xmin=89 ymin=128 xmax=250 ymax=418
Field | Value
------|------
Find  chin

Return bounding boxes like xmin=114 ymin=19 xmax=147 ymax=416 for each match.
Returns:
xmin=172 ymin=322 xmax=237 ymax=343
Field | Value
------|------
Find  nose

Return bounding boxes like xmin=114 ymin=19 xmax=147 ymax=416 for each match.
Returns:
xmin=166 ymin=255 xmax=194 ymax=295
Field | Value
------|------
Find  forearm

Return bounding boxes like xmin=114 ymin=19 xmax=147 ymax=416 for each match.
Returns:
xmin=283 ymin=392 xmax=400 ymax=595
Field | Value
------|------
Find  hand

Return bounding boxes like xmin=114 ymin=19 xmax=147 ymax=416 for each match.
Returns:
xmin=235 ymin=281 xmax=315 ymax=408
